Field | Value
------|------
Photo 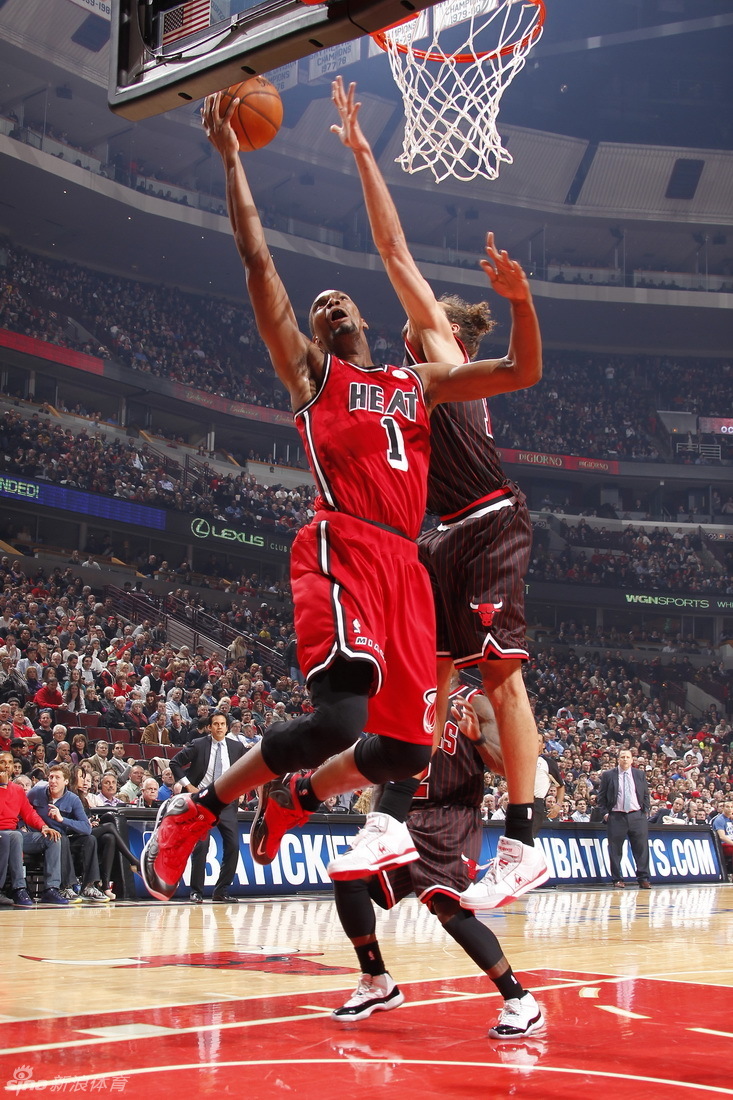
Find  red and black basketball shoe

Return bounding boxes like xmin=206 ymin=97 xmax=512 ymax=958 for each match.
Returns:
xmin=141 ymin=795 xmax=216 ymax=901
xmin=250 ymin=773 xmax=312 ymax=865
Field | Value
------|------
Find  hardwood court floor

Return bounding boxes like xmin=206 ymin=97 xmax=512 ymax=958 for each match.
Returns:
xmin=2 ymin=884 xmax=732 ymax=1098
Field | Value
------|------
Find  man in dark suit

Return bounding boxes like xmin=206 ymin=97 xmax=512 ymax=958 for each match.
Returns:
xmin=170 ymin=713 xmax=246 ymax=903
xmin=597 ymin=749 xmax=651 ymax=889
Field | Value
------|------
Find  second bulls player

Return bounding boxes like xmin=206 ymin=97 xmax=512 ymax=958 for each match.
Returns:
xmin=141 ymin=90 xmax=542 ymax=902
xmin=330 ymin=685 xmax=545 ymax=1039
xmin=326 ymin=78 xmax=546 ymax=909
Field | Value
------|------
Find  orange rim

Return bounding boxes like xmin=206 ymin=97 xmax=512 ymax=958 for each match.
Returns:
xmin=370 ymin=0 xmax=545 ymax=64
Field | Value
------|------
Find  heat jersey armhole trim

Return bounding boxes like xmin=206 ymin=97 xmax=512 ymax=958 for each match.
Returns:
xmin=400 ymin=364 xmax=429 ymax=412
xmin=293 ymin=352 xmax=332 ymax=420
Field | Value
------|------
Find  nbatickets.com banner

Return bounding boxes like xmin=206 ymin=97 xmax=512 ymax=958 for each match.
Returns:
xmin=483 ymin=825 xmax=724 ymax=886
xmin=123 ymin=820 xmax=724 ymax=897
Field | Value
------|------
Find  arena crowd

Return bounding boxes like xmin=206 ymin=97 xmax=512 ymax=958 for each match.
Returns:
xmin=2 ymin=242 xmax=731 ymax=465
xmin=1 ymin=551 xmax=731 ymax=903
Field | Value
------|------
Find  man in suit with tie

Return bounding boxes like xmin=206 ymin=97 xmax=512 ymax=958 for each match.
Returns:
xmin=597 ymin=748 xmax=651 ymax=889
xmin=170 ymin=713 xmax=246 ymax=903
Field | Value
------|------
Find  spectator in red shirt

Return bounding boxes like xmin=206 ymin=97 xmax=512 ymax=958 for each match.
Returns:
xmin=11 ymin=702 xmax=36 ymax=742
xmin=0 ymin=750 xmax=66 ymax=907
xmin=34 ymin=676 xmax=64 ymax=710
xmin=0 ymin=719 xmax=13 ymax=752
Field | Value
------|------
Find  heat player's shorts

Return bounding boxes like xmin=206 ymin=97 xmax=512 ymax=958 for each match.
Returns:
xmin=291 ymin=510 xmax=436 ymax=746
xmin=418 ymin=495 xmax=531 ymax=667
xmin=369 ymin=803 xmax=482 ymax=911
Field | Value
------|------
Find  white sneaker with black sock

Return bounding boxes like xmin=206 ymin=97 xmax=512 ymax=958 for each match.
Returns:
xmin=489 ymin=992 xmax=544 ymax=1039
xmin=331 ymin=973 xmax=405 ymax=1021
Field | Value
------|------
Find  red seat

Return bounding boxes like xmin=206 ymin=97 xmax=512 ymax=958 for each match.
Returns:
xmin=102 ymin=725 xmax=142 ymax=743
xmin=55 ymin=709 xmax=79 ymax=726
xmin=78 ymin=714 xmax=101 ymax=728
xmin=141 ymin=744 xmax=165 ymax=760
xmin=122 ymin=743 xmax=142 ymax=760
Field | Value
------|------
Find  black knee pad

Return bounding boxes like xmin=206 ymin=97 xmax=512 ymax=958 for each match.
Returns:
xmin=353 ymin=734 xmax=430 ymax=785
xmin=260 ymin=659 xmax=371 ymax=775
xmin=333 ymin=878 xmax=377 ymax=939
xmin=442 ymin=906 xmax=505 ymax=972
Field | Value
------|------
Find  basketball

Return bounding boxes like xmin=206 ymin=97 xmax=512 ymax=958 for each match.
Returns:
xmin=221 ymin=76 xmax=283 ymax=152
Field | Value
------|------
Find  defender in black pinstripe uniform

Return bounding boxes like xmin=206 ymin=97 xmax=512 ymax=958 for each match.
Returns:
xmin=330 ymin=687 xmax=545 ymax=1039
xmin=373 ymin=685 xmax=491 ymax=908
xmin=408 ymin=343 xmax=534 ymax=672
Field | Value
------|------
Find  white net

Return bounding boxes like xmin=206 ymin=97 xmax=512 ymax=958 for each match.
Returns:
xmin=374 ymin=0 xmax=545 ymax=183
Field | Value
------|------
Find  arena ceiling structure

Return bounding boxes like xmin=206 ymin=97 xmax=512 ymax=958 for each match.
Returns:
xmin=0 ymin=0 xmax=731 ymax=353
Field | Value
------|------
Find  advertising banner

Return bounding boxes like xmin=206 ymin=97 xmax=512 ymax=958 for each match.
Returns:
xmin=699 ymin=417 xmax=733 ymax=435
xmin=126 ymin=815 xmax=361 ymax=897
xmin=0 ymin=328 xmax=105 ymax=374
xmin=0 ymin=474 xmax=167 ymax=529
xmin=167 ymin=381 xmax=294 ymax=425
xmin=166 ymin=511 xmax=293 ymax=556
xmin=125 ymin=818 xmax=723 ymax=898
xmin=479 ymin=824 xmax=723 ymax=886
xmin=525 ymin=581 xmax=733 ymax=614
xmin=499 ymin=447 xmax=620 ymax=475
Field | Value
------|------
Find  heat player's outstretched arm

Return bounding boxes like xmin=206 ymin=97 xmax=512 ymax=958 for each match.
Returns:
xmin=331 ymin=77 xmax=459 ymax=365
xmin=202 ymin=92 xmax=321 ymax=408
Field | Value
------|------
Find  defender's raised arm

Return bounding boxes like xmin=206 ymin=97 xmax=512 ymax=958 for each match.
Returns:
xmin=331 ymin=77 xmax=458 ymax=364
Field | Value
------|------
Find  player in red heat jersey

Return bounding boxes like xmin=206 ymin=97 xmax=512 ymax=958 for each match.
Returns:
xmin=140 ymin=91 xmax=542 ymax=903
xmin=328 ymin=78 xmax=545 ymax=909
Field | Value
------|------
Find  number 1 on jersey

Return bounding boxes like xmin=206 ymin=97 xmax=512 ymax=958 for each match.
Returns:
xmin=381 ymin=415 xmax=409 ymax=471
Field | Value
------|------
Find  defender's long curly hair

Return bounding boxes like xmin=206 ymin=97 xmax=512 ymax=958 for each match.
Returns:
xmin=438 ymin=295 xmax=497 ymax=359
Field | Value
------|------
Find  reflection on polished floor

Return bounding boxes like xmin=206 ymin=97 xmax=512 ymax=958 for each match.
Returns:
xmin=2 ymin=884 xmax=732 ymax=1097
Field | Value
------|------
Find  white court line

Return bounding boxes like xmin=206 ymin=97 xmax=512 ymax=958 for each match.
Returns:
xmin=5 ymin=1057 xmax=733 ymax=1095
xmin=0 ymin=993 xmax=234 ymax=1025
xmin=0 ymin=977 xmax=616 ymax=1057
xmin=3 ymin=969 xmax=723 ymax=1057
xmin=625 ymin=976 xmax=730 ymax=985
xmin=434 ymin=988 xmax=492 ymax=998
xmin=77 ymin=1023 xmax=180 ymax=1040
xmin=689 ymin=1029 xmax=733 ymax=1040
xmin=6 ymin=959 xmax=433 ymax=1025
xmin=596 ymin=1005 xmax=650 ymax=1020
xmin=200 ymin=991 xmax=245 ymax=1000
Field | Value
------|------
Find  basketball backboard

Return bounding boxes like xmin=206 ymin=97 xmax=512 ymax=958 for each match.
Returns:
xmin=109 ymin=0 xmax=445 ymax=119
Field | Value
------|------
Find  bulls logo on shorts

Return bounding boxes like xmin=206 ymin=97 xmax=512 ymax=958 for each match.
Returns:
xmin=461 ymin=853 xmax=481 ymax=882
xmin=469 ymin=599 xmax=504 ymax=628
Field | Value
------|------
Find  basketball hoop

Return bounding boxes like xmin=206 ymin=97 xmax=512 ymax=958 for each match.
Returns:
xmin=371 ymin=0 xmax=545 ymax=183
